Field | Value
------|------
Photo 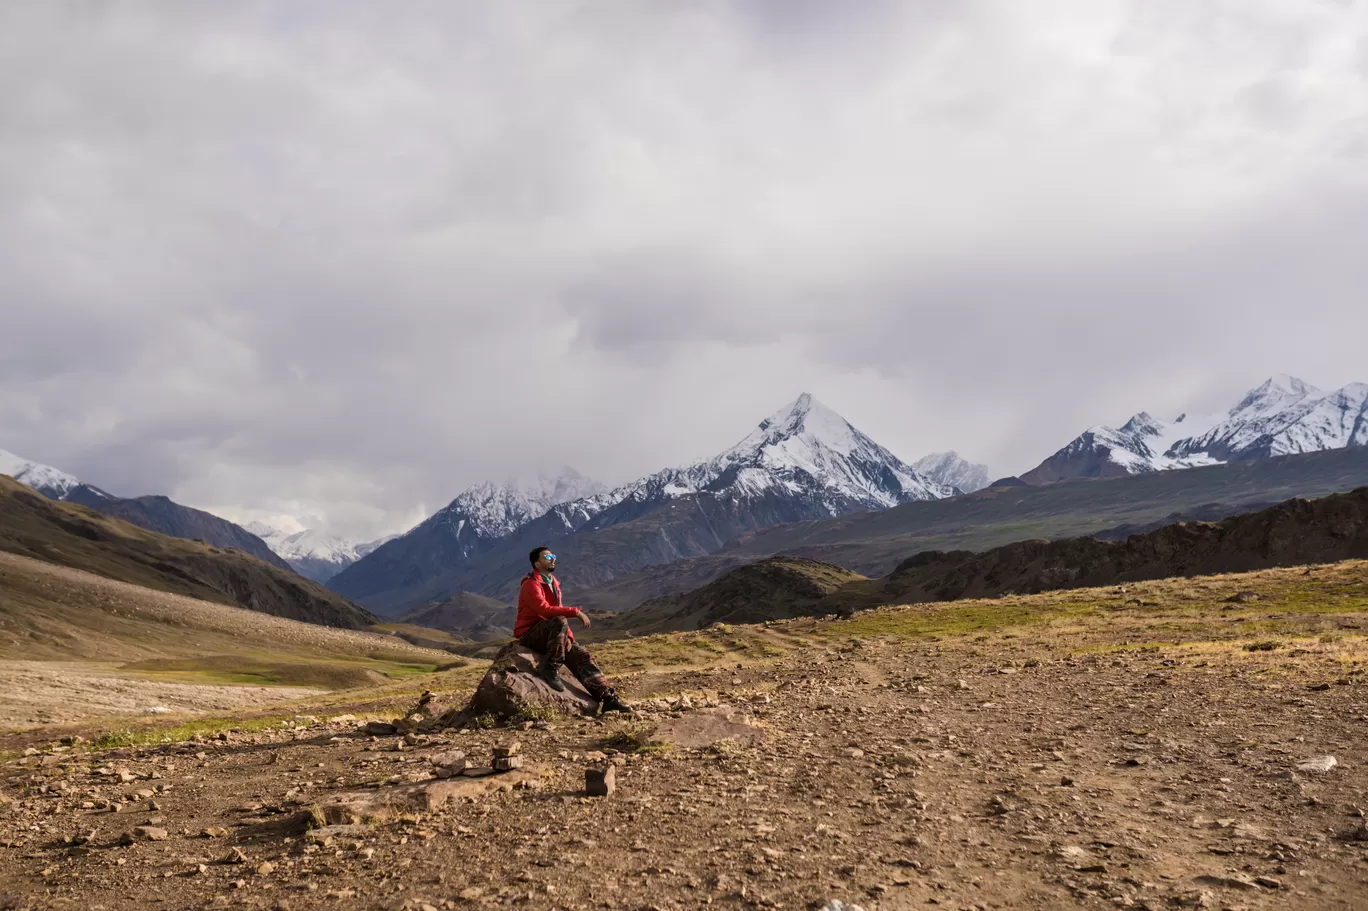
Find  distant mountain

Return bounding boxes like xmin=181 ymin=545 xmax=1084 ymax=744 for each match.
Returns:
xmin=329 ymin=467 xmax=607 ymax=606
xmin=333 ymin=394 xmax=958 ymax=614
xmin=911 ymin=451 xmax=991 ymax=494
xmin=573 ymin=444 xmax=1368 ymax=613
xmin=0 ymin=447 xmax=290 ymax=570
xmin=247 ymin=523 xmax=396 ymax=583
xmin=599 ymin=484 xmax=1368 ymax=635
xmin=0 ymin=449 xmax=114 ymax=501
xmin=0 ymin=475 xmax=375 ymax=629
xmin=598 ymin=556 xmax=866 ymax=635
xmin=396 ymin=592 xmax=515 ymax=642
xmin=1023 ymin=375 xmax=1368 ymax=485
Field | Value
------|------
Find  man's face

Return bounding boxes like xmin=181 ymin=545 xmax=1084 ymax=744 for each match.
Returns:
xmin=537 ymin=552 xmax=556 ymax=572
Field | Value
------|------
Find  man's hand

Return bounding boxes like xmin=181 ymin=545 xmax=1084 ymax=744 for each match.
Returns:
xmin=575 ymin=610 xmax=592 ymax=628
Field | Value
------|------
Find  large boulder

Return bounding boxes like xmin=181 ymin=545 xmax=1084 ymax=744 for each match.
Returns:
xmin=463 ymin=643 xmax=598 ymax=721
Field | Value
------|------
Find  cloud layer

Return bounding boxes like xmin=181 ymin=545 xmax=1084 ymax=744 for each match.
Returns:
xmin=2 ymin=1 xmax=1366 ymax=537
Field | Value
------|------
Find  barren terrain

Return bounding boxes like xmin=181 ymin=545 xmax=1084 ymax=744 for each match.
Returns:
xmin=2 ymin=561 xmax=1368 ymax=910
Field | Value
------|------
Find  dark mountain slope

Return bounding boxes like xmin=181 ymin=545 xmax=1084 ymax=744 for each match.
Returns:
xmin=606 ymin=485 xmax=1368 ymax=634
xmin=598 ymin=556 xmax=866 ymax=634
xmin=577 ymin=446 xmax=1368 ymax=613
xmin=64 ymin=488 xmax=291 ymax=570
xmin=0 ymin=476 xmax=375 ymax=629
xmin=396 ymin=592 xmax=515 ymax=642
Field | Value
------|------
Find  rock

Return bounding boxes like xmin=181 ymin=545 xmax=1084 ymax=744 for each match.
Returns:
xmin=305 ymin=825 xmax=370 ymax=844
xmin=818 ymin=902 xmax=866 ymax=911
xmin=1194 ymin=873 xmax=1258 ymax=891
xmin=1295 ymin=756 xmax=1338 ymax=773
xmin=1225 ymin=591 xmax=1261 ymax=603
xmin=493 ymin=741 xmax=522 ymax=758
xmin=122 ymin=826 xmax=168 ymax=843
xmin=461 ymin=767 xmax=495 ymax=778
xmin=254 ymin=861 xmax=276 ymax=875
xmin=463 ymin=644 xmax=598 ymax=721
xmin=493 ymin=756 xmax=524 ymax=772
xmin=651 ymin=709 xmax=765 ymax=750
xmin=315 ymin=768 xmax=543 ymax=825
xmin=429 ymin=750 xmax=468 ymax=777
xmin=360 ymin=721 xmax=397 ymax=737
xmin=586 ymin=765 xmax=616 ymax=797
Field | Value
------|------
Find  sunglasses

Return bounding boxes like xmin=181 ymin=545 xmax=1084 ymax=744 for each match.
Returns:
xmin=543 ymin=553 xmax=557 ymax=562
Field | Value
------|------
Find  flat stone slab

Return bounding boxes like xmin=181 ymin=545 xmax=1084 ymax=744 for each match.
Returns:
xmin=652 ymin=709 xmax=765 ymax=750
xmin=316 ymin=763 xmax=544 ymax=824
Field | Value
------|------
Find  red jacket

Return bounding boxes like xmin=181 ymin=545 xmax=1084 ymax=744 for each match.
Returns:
xmin=514 ymin=572 xmax=580 ymax=639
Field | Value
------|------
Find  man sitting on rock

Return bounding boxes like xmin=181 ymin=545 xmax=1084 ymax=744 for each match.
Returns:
xmin=516 ymin=546 xmax=631 ymax=714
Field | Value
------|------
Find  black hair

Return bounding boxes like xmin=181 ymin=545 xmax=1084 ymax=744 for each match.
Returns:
xmin=529 ymin=546 xmax=552 ymax=568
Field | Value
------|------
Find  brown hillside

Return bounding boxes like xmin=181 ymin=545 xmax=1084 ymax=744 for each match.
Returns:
xmin=397 ymin=592 xmax=515 ymax=642
xmin=608 ymin=486 xmax=1368 ymax=634
xmin=0 ymin=475 xmax=375 ymax=629
xmin=598 ymin=556 xmax=866 ymax=635
xmin=829 ymin=484 xmax=1368 ymax=613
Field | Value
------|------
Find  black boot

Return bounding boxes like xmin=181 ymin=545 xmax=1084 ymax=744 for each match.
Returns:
xmin=599 ymin=693 xmax=632 ymax=714
xmin=538 ymin=660 xmax=566 ymax=692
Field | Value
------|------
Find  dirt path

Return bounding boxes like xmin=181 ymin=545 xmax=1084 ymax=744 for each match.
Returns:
xmin=4 ymin=564 xmax=1368 ymax=910
xmin=0 ymin=661 xmax=323 ymax=728
xmin=4 ymin=633 xmax=1367 ymax=910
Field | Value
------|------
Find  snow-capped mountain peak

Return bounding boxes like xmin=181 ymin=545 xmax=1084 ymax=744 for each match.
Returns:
xmin=557 ymin=394 xmax=957 ymax=522
xmin=911 ymin=451 xmax=992 ymax=494
xmin=440 ymin=467 xmax=609 ymax=541
xmin=0 ymin=448 xmax=109 ymax=500
xmin=247 ymin=519 xmax=397 ymax=583
xmin=1025 ymin=375 xmax=1368 ymax=484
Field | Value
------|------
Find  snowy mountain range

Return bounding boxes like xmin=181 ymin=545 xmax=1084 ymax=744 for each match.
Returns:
xmin=245 ymin=522 xmax=397 ymax=584
xmin=911 ymin=451 xmax=992 ymax=495
xmin=331 ymin=394 xmax=967 ymax=612
xmin=1023 ymin=375 xmax=1368 ymax=484
xmin=0 ymin=448 xmax=290 ymax=569
xmin=0 ymin=449 xmax=112 ymax=501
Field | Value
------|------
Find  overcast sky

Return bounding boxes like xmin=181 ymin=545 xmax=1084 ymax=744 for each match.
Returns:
xmin=2 ymin=1 xmax=1367 ymax=539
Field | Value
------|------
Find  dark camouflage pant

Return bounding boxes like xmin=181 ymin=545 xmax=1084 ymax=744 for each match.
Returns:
xmin=518 ymin=617 xmax=615 ymax=701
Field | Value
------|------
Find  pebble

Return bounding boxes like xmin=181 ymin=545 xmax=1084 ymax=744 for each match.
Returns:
xmin=1296 ymin=756 xmax=1338 ymax=774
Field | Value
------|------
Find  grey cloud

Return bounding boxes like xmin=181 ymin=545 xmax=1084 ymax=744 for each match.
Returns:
xmin=1 ymin=1 xmax=1366 ymax=537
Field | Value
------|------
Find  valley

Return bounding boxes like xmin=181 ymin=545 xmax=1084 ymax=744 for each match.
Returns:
xmin=2 ymin=560 xmax=1367 ymax=909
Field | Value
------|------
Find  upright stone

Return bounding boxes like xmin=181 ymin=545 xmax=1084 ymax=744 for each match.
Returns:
xmin=585 ymin=765 xmax=616 ymax=797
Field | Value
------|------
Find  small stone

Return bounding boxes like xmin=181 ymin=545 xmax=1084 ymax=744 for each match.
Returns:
xmin=493 ymin=756 xmax=524 ymax=772
xmin=254 ymin=861 xmax=275 ymax=875
xmin=586 ymin=765 xmax=616 ymax=797
xmin=493 ymin=741 xmax=522 ymax=758
xmin=226 ymin=847 xmax=249 ymax=864
xmin=1295 ymin=756 xmax=1338 ymax=774
xmin=1254 ymin=876 xmax=1282 ymax=889
xmin=460 ymin=767 xmax=494 ymax=778
xmin=127 ymin=826 xmax=168 ymax=842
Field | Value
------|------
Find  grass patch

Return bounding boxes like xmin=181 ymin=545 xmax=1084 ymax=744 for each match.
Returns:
xmin=84 ymin=713 xmax=301 ymax=752
xmin=119 ymin=655 xmax=441 ymax=690
xmin=601 ymin=724 xmax=671 ymax=754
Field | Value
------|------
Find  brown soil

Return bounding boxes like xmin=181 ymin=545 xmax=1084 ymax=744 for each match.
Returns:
xmin=0 ymin=662 xmax=321 ymax=729
xmin=2 ymin=564 xmax=1367 ymax=910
